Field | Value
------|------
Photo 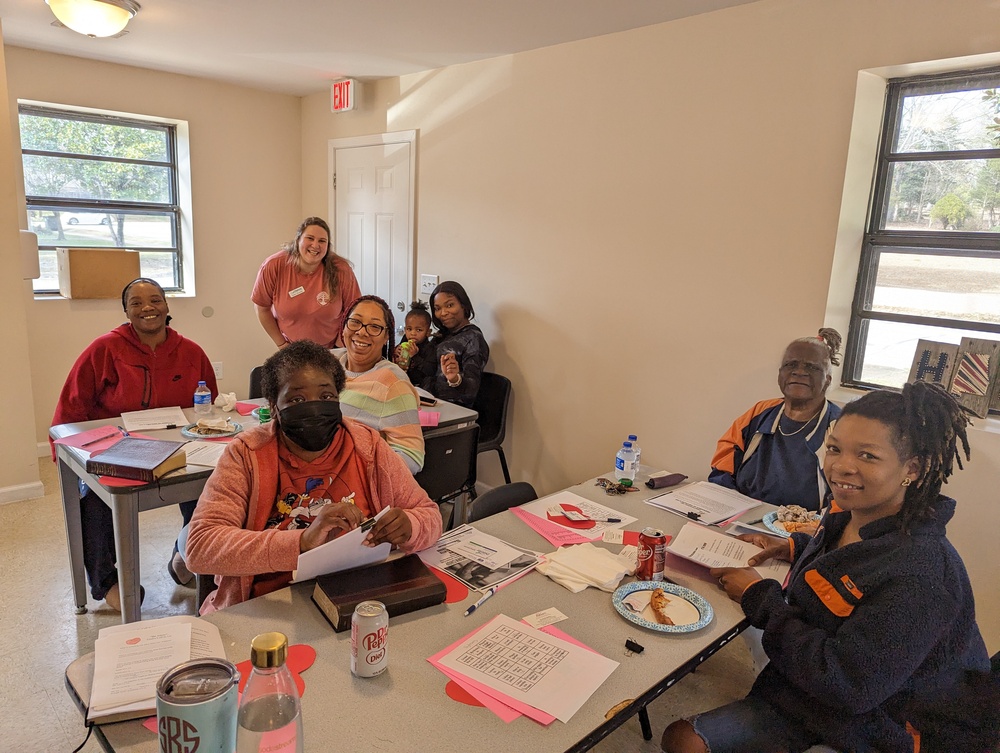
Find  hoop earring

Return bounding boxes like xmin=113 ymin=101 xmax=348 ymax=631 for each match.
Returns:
xmin=900 ymin=478 xmax=912 ymax=487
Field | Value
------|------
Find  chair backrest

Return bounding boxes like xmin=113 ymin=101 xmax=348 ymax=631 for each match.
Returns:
xmin=467 ymin=482 xmax=538 ymax=523
xmin=472 ymin=372 xmax=511 ymax=449
xmin=414 ymin=423 xmax=480 ymax=504
xmin=249 ymin=365 xmax=264 ymax=399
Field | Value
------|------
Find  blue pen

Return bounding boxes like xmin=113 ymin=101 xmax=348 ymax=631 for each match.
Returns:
xmin=117 ymin=426 xmax=130 ymax=437
xmin=464 ymin=586 xmax=499 ymax=617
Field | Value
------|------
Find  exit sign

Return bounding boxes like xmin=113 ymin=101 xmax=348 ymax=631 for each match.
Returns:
xmin=331 ymin=79 xmax=358 ymax=112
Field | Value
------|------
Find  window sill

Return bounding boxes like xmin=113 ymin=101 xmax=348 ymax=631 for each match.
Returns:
xmin=829 ymin=385 xmax=1000 ymax=436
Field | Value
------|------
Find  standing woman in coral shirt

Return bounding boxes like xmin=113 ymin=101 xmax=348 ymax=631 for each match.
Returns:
xmin=252 ymin=217 xmax=362 ymax=349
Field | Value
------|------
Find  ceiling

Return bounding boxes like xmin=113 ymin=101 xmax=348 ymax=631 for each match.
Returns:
xmin=0 ymin=0 xmax=759 ymax=96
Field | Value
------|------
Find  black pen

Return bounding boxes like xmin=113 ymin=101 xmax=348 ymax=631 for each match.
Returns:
xmin=117 ymin=426 xmax=131 ymax=437
xmin=80 ymin=430 xmax=119 ymax=447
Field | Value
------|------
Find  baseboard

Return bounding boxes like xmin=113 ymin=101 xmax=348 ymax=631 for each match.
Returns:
xmin=0 ymin=481 xmax=45 ymax=506
xmin=37 ymin=441 xmax=50 ymax=458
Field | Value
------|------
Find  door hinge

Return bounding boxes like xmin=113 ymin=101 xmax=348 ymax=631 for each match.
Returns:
xmin=332 ymin=173 xmax=337 ymax=190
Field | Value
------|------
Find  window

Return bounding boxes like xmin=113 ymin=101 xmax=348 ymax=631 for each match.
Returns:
xmin=19 ymin=105 xmax=183 ymax=293
xmin=843 ymin=68 xmax=1000 ymax=390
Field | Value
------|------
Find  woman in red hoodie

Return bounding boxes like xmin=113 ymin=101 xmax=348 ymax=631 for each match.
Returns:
xmin=52 ymin=278 xmax=217 ymax=611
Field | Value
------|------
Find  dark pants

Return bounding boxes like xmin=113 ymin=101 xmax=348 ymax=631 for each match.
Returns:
xmin=80 ymin=486 xmax=197 ymax=600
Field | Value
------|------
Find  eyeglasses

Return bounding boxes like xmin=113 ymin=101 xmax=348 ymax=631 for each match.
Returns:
xmin=345 ymin=317 xmax=386 ymax=337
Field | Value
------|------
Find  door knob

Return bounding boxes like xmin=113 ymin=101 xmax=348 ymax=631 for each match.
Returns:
xmin=397 ymin=301 xmax=404 ymax=311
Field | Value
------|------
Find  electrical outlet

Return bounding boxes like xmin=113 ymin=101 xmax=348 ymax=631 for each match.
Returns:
xmin=212 ymin=361 xmax=224 ymax=379
xmin=419 ymin=274 xmax=439 ymax=295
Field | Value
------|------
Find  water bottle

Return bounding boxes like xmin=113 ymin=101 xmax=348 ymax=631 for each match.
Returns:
xmin=237 ymin=632 xmax=303 ymax=753
xmin=628 ymin=434 xmax=642 ymax=469
xmin=398 ymin=341 xmax=411 ymax=371
xmin=615 ymin=441 xmax=637 ymax=487
xmin=193 ymin=380 xmax=212 ymax=415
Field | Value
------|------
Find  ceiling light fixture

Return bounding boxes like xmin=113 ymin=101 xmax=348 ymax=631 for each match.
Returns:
xmin=46 ymin=0 xmax=140 ymax=38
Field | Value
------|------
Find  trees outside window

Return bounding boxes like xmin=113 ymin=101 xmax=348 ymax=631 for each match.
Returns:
xmin=844 ymin=68 xmax=1000 ymax=395
xmin=19 ymin=105 xmax=182 ymax=293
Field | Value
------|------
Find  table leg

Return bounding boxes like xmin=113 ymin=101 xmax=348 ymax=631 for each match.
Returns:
xmin=111 ymin=491 xmax=142 ymax=624
xmin=57 ymin=458 xmax=88 ymax=614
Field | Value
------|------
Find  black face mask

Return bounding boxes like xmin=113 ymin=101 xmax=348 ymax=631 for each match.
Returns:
xmin=277 ymin=401 xmax=342 ymax=452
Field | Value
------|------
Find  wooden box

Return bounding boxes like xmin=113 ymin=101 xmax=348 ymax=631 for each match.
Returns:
xmin=56 ymin=248 xmax=140 ymax=299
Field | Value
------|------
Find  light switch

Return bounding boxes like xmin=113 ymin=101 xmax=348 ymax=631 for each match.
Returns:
xmin=420 ymin=274 xmax=439 ymax=295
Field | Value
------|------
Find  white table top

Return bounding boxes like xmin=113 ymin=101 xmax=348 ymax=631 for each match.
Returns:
xmin=66 ymin=472 xmax=772 ymax=752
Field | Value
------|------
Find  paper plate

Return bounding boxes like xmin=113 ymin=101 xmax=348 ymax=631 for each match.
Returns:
xmin=180 ymin=421 xmax=243 ymax=439
xmin=612 ymin=581 xmax=713 ymax=634
xmin=761 ymin=511 xmax=791 ymax=538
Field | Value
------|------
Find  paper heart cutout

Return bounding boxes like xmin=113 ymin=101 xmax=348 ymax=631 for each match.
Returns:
xmin=445 ymin=680 xmax=485 ymax=707
xmin=432 ymin=567 xmax=470 ymax=603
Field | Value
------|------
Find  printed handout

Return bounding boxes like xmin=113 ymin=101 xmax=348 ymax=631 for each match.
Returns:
xmin=120 ymin=406 xmax=190 ymax=432
xmin=291 ymin=507 xmax=391 ymax=582
xmin=666 ymin=522 xmax=791 ymax=582
xmin=646 ymin=481 xmax=760 ymax=525
xmin=419 ymin=525 xmax=541 ymax=592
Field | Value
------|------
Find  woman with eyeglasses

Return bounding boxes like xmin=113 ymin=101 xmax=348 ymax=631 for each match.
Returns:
xmin=709 ymin=329 xmax=843 ymax=512
xmin=186 ymin=340 xmax=441 ymax=614
xmin=331 ymin=295 xmax=424 ymax=473
xmin=252 ymin=217 xmax=362 ymax=349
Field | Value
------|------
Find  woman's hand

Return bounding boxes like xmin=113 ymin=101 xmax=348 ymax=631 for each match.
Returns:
xmin=299 ymin=502 xmax=365 ymax=552
xmin=440 ymin=352 xmax=460 ymax=385
xmin=736 ymin=533 xmax=793 ymax=565
xmin=709 ymin=566 xmax=762 ymax=602
xmin=364 ymin=508 xmax=412 ymax=548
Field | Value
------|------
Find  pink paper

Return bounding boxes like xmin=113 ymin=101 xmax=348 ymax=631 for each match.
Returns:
xmin=235 ymin=401 xmax=258 ymax=416
xmin=53 ymin=425 xmax=123 ymax=453
xmin=418 ymin=410 xmax=440 ymax=427
xmin=428 ymin=618 xmax=557 ymax=725
xmin=510 ymin=507 xmax=596 ymax=546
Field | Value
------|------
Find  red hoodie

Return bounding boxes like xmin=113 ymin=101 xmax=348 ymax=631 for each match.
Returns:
xmin=52 ymin=323 xmax=218 ymax=437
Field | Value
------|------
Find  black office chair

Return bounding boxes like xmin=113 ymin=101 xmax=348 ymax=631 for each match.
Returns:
xmin=472 ymin=372 xmax=512 ymax=484
xmin=467 ymin=482 xmax=537 ymax=523
xmin=195 ymin=573 xmax=215 ymax=614
xmin=248 ymin=366 xmax=264 ymax=399
xmin=414 ymin=423 xmax=480 ymax=529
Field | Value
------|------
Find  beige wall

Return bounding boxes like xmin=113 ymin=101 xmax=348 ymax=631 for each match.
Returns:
xmin=0 ymin=28 xmax=42 ymax=502
xmin=4 ymin=46 xmax=304 ymax=453
xmin=300 ymin=0 xmax=1000 ymax=649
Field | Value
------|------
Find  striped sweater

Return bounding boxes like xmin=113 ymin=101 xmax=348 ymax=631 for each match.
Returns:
xmin=332 ymin=350 xmax=425 ymax=473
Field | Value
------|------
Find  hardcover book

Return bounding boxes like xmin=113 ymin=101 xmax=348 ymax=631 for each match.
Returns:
xmin=85 ymin=436 xmax=187 ymax=482
xmin=312 ymin=553 xmax=447 ymax=632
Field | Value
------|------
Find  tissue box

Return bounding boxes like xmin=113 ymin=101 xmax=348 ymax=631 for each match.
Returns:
xmin=56 ymin=247 xmax=141 ymax=299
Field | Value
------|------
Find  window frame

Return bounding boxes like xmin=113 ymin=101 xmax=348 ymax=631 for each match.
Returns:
xmin=843 ymin=66 xmax=1000 ymax=390
xmin=19 ymin=104 xmax=184 ymax=294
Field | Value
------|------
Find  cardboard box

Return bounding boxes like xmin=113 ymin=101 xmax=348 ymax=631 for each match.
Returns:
xmin=56 ymin=248 xmax=141 ymax=299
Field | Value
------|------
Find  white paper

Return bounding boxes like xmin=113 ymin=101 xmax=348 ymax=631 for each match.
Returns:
xmin=183 ymin=440 xmax=229 ymax=467
xmin=90 ymin=622 xmax=192 ymax=712
xmin=419 ymin=524 xmax=541 ymax=591
xmin=120 ymin=406 xmax=190 ymax=432
xmin=667 ymin=522 xmax=791 ymax=582
xmin=438 ymin=614 xmax=619 ymax=723
xmin=521 ymin=607 xmax=568 ymax=629
xmin=646 ymin=481 xmax=761 ymax=525
xmin=445 ymin=535 xmax=524 ymax=570
xmin=291 ymin=507 xmax=392 ymax=582
xmin=518 ymin=491 xmax=636 ymax=539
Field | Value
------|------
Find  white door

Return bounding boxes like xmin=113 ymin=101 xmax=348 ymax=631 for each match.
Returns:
xmin=329 ymin=131 xmax=416 ymax=338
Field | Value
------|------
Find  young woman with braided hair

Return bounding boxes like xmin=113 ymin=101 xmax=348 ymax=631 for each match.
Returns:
xmin=663 ymin=381 xmax=993 ymax=753
xmin=709 ymin=328 xmax=844 ymax=512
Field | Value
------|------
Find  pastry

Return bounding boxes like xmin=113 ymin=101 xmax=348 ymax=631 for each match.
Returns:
xmin=650 ymin=588 xmax=675 ymax=626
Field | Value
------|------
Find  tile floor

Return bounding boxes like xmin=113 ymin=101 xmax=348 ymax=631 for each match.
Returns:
xmin=2 ymin=462 xmax=755 ymax=752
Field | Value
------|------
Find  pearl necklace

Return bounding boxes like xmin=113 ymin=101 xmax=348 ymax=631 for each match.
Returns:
xmin=777 ymin=406 xmax=822 ymax=437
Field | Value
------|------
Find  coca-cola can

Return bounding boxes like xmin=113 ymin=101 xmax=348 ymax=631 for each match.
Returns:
xmin=156 ymin=658 xmax=239 ymax=753
xmin=637 ymin=527 xmax=667 ymax=581
xmin=351 ymin=600 xmax=388 ymax=677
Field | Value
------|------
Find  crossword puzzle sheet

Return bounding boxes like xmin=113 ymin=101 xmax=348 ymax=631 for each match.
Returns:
xmin=436 ymin=614 xmax=620 ymax=722
xmin=454 ymin=622 xmax=568 ymax=692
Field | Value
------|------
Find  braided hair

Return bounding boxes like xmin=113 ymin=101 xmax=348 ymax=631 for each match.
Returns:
xmin=840 ymin=381 xmax=971 ymax=532
xmin=343 ymin=294 xmax=396 ymax=361
xmin=792 ymin=327 xmax=842 ymax=367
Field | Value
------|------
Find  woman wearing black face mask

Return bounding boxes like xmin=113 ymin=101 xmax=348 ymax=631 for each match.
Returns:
xmin=185 ymin=341 xmax=442 ymax=614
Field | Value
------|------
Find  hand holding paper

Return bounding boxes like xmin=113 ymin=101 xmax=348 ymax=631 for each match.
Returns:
xmin=292 ymin=508 xmax=392 ymax=582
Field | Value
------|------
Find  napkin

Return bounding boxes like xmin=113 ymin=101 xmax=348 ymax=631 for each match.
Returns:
xmin=196 ymin=417 xmax=233 ymax=431
xmin=214 ymin=392 xmax=238 ymax=412
xmin=536 ymin=543 xmax=635 ymax=593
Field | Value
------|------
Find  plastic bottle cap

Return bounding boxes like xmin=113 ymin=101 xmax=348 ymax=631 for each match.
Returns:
xmin=249 ymin=631 xmax=288 ymax=669
xmin=623 ymin=441 xmax=632 ymax=448
xmin=628 ymin=435 xmax=638 ymax=442
xmin=197 ymin=381 xmax=206 ymax=386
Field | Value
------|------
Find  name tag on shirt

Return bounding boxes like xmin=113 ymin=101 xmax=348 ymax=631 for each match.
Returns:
xmin=288 ymin=286 xmax=306 ymax=298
